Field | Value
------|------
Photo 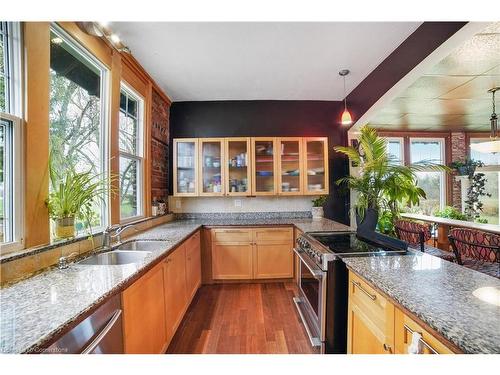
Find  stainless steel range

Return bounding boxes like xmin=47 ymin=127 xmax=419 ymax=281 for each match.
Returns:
xmin=293 ymin=231 xmax=407 ymax=354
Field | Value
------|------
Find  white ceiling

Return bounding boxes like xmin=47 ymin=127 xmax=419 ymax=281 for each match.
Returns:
xmin=111 ymin=22 xmax=421 ymax=102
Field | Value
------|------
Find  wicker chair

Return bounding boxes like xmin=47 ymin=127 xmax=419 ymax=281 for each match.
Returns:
xmin=448 ymin=228 xmax=500 ymax=279
xmin=394 ymin=219 xmax=456 ymax=261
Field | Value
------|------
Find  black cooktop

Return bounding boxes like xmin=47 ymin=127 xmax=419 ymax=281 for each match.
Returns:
xmin=307 ymin=232 xmax=407 ymax=256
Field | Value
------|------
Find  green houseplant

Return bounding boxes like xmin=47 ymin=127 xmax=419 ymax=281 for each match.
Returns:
xmin=46 ymin=161 xmax=113 ymax=239
xmin=449 ymin=159 xmax=483 ymax=177
xmin=434 ymin=206 xmax=468 ymax=221
xmin=311 ymin=195 xmax=328 ymax=219
xmin=334 ymin=126 xmax=448 ymax=234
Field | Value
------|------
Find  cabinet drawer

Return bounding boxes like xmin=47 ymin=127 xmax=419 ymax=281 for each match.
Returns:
xmin=395 ymin=308 xmax=455 ymax=354
xmin=254 ymin=227 xmax=293 ymax=243
xmin=212 ymin=228 xmax=252 ymax=243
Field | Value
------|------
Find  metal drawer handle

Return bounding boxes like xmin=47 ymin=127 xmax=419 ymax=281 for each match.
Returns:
xmin=404 ymin=324 xmax=438 ymax=354
xmin=293 ymin=297 xmax=321 ymax=348
xmin=292 ymin=248 xmax=323 ymax=278
xmin=81 ymin=309 xmax=122 ymax=354
xmin=351 ymin=280 xmax=377 ymax=301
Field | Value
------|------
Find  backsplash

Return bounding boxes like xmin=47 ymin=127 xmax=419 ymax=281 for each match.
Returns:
xmin=168 ymin=196 xmax=315 ymax=214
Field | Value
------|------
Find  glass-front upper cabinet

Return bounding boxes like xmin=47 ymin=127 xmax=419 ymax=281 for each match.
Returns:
xmin=303 ymin=137 xmax=329 ymax=195
xmin=277 ymin=138 xmax=303 ymax=195
xmin=225 ymin=138 xmax=251 ymax=196
xmin=251 ymin=138 xmax=277 ymax=195
xmin=199 ymin=138 xmax=225 ymax=196
xmin=173 ymin=139 xmax=199 ymax=196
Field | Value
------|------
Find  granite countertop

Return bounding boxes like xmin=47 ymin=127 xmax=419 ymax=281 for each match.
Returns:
xmin=342 ymin=251 xmax=500 ymax=354
xmin=0 ymin=217 xmax=350 ymax=353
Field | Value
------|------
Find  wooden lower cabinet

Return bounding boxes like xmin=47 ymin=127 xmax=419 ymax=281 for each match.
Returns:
xmin=164 ymin=244 xmax=188 ymax=339
xmin=122 ymin=231 xmax=202 ymax=353
xmin=212 ymin=243 xmax=254 ymax=279
xmin=122 ymin=263 xmax=167 ymax=354
xmin=347 ymin=270 xmax=457 ymax=354
xmin=347 ymin=271 xmax=394 ymax=354
xmin=185 ymin=231 xmax=202 ymax=300
xmin=211 ymin=227 xmax=293 ymax=280
xmin=394 ymin=308 xmax=454 ymax=354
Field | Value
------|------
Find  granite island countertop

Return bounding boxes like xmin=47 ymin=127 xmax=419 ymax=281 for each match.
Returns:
xmin=0 ymin=217 xmax=350 ymax=353
xmin=342 ymin=251 xmax=500 ymax=354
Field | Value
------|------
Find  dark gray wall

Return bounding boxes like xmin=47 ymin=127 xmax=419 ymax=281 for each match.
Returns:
xmin=169 ymin=100 xmax=350 ymax=224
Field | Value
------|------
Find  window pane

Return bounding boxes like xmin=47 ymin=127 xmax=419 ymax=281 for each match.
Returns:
xmin=119 ymin=110 xmax=137 ymax=154
xmin=120 ymin=156 xmax=140 ymax=219
xmin=415 ymin=171 xmax=442 ymax=215
xmin=49 ymin=29 xmax=105 ymax=232
xmin=470 ymin=139 xmax=500 ymax=165
xmin=410 ymin=140 xmax=443 ymax=164
xmin=1 ymin=118 xmax=12 ymax=243
xmin=479 ymin=171 xmax=499 ymax=224
xmin=387 ymin=140 xmax=402 ymax=164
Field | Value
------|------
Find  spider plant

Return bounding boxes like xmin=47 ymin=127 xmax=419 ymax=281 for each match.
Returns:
xmin=46 ymin=158 xmax=115 ymax=239
xmin=334 ymin=126 xmax=449 ymax=234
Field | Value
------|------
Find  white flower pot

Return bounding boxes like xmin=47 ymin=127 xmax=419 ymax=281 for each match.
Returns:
xmin=311 ymin=207 xmax=324 ymax=219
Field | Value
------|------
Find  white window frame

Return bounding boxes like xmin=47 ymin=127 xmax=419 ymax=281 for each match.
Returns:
xmin=409 ymin=137 xmax=446 ymax=211
xmin=385 ymin=137 xmax=405 ymax=165
xmin=49 ymin=23 xmax=110 ymax=235
xmin=0 ymin=22 xmax=24 ymax=255
xmin=119 ymin=82 xmax=144 ymax=223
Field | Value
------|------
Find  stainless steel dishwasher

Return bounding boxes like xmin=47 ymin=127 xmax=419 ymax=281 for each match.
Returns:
xmin=45 ymin=294 xmax=123 ymax=354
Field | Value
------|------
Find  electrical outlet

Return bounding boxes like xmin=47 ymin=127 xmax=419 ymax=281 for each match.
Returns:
xmin=175 ymin=199 xmax=182 ymax=209
xmin=234 ymin=199 xmax=242 ymax=208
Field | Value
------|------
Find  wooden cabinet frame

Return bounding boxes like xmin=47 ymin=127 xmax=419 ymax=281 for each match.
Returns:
xmin=251 ymin=137 xmax=278 ymax=196
xmin=198 ymin=138 xmax=225 ymax=196
xmin=173 ymin=138 xmax=199 ymax=197
xmin=224 ymin=137 xmax=252 ymax=196
xmin=302 ymin=137 xmax=329 ymax=195
xmin=277 ymin=137 xmax=304 ymax=196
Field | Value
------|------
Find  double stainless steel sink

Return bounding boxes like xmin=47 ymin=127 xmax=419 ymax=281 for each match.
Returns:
xmin=77 ymin=240 xmax=165 ymax=266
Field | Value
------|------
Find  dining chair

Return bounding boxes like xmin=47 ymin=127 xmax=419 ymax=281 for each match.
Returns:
xmin=448 ymin=228 xmax=500 ymax=279
xmin=394 ymin=219 xmax=456 ymax=261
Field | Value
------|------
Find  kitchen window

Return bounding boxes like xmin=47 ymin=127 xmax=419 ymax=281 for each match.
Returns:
xmin=470 ymin=138 xmax=500 ymax=224
xmin=1 ymin=22 xmax=23 ymax=252
xmin=385 ymin=137 xmax=404 ymax=164
xmin=119 ymin=84 xmax=144 ymax=221
xmin=49 ymin=24 xmax=109 ymax=235
xmin=410 ymin=138 xmax=446 ymax=215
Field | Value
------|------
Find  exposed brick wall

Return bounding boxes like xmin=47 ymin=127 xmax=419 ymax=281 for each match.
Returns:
xmin=451 ymin=132 xmax=467 ymax=210
xmin=151 ymin=89 xmax=170 ymax=203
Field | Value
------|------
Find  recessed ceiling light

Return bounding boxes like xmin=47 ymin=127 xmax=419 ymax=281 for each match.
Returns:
xmin=110 ymin=34 xmax=120 ymax=44
xmin=51 ymin=37 xmax=63 ymax=44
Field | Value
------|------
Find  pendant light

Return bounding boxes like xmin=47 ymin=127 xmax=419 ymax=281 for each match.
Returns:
xmin=339 ymin=69 xmax=353 ymax=125
xmin=470 ymin=87 xmax=500 ymax=154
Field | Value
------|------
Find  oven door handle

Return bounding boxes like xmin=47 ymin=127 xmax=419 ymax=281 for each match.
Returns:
xmin=293 ymin=248 xmax=324 ymax=278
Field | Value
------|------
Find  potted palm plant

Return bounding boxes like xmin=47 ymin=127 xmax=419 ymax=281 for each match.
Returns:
xmin=46 ymin=162 xmax=112 ymax=239
xmin=334 ymin=126 xmax=448 ymax=234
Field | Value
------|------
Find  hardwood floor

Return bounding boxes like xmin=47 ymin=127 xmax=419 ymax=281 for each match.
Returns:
xmin=166 ymin=282 xmax=318 ymax=354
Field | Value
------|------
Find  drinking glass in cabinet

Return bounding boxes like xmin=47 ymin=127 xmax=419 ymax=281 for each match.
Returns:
xmin=254 ymin=140 xmax=275 ymax=193
xmin=306 ymin=140 xmax=326 ymax=192
xmin=227 ymin=140 xmax=249 ymax=194
xmin=280 ymin=140 xmax=301 ymax=193
xmin=176 ymin=142 xmax=196 ymax=194
xmin=201 ymin=141 xmax=223 ymax=193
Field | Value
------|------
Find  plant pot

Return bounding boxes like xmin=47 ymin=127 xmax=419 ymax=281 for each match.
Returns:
xmin=355 ymin=208 xmax=379 ymax=233
xmin=54 ymin=217 xmax=75 ymax=239
xmin=457 ymin=166 xmax=469 ymax=176
xmin=311 ymin=207 xmax=324 ymax=219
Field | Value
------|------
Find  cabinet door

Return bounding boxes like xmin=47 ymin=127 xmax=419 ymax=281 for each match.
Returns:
xmin=212 ymin=243 xmax=253 ymax=279
xmin=164 ymin=245 xmax=188 ymax=339
xmin=122 ymin=263 xmax=167 ymax=354
xmin=347 ymin=272 xmax=394 ymax=354
xmin=303 ymin=137 xmax=329 ymax=195
xmin=251 ymin=137 xmax=277 ymax=195
xmin=199 ymin=138 xmax=225 ymax=196
xmin=225 ymin=138 xmax=252 ymax=196
xmin=394 ymin=308 xmax=455 ymax=354
xmin=254 ymin=243 xmax=294 ymax=279
xmin=173 ymin=139 xmax=199 ymax=196
xmin=277 ymin=138 xmax=303 ymax=195
xmin=185 ymin=231 xmax=202 ymax=301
